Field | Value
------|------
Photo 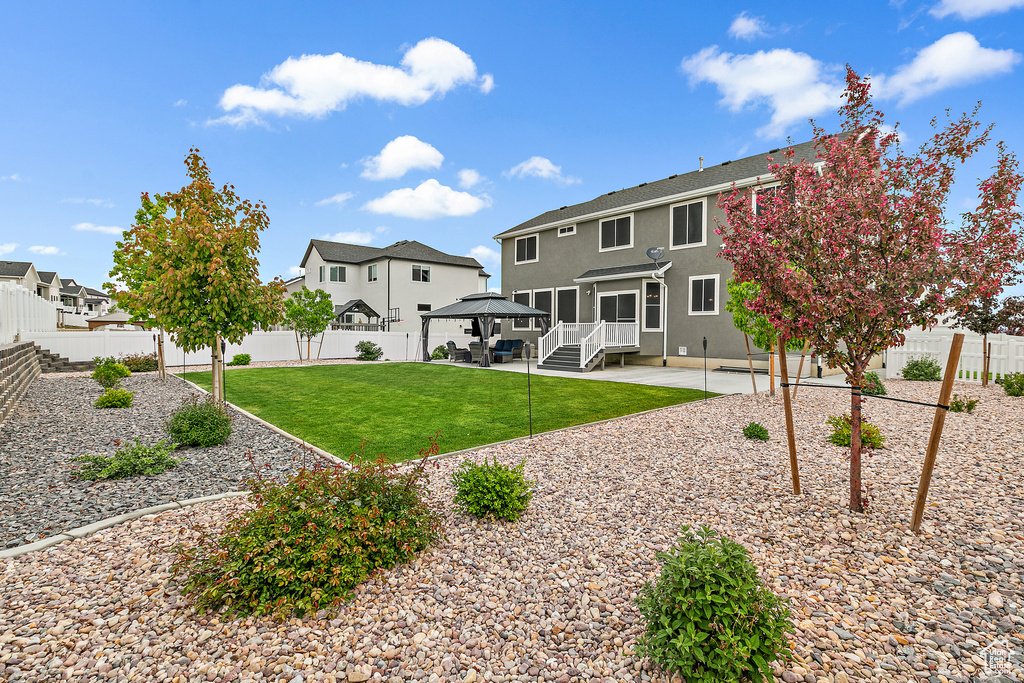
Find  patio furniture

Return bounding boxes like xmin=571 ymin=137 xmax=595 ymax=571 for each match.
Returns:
xmin=446 ymin=341 xmax=470 ymax=363
xmin=510 ymin=339 xmax=524 ymax=360
xmin=469 ymin=341 xmax=483 ymax=363
xmin=492 ymin=339 xmax=515 ymax=363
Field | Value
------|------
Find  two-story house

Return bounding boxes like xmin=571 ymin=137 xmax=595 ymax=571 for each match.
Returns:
xmin=495 ymin=140 xmax=819 ymax=372
xmin=36 ymin=271 xmax=63 ymax=306
xmin=0 ymin=261 xmax=42 ymax=293
xmin=297 ymin=239 xmax=490 ymax=336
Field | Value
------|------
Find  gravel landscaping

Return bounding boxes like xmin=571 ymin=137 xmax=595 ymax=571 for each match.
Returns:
xmin=1 ymin=376 xmax=1022 ymax=682
xmin=0 ymin=373 xmax=322 ymax=549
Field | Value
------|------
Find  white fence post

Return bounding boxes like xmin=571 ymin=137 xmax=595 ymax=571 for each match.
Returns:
xmin=0 ymin=282 xmax=58 ymax=345
xmin=888 ymin=330 xmax=1024 ymax=383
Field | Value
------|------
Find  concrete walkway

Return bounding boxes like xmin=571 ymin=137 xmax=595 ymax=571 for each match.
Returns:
xmin=456 ymin=357 xmax=877 ymax=394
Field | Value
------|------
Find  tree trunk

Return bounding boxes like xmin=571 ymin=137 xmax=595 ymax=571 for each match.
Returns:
xmin=307 ymin=336 xmax=311 ymax=361
xmin=982 ymin=333 xmax=989 ymax=387
xmin=211 ymin=341 xmax=220 ymax=404
xmin=744 ymin=333 xmax=758 ymax=395
xmin=793 ymin=340 xmax=810 ymax=398
xmin=849 ymin=378 xmax=864 ymax=512
xmin=769 ymin=341 xmax=776 ymax=397
xmin=294 ymin=330 xmax=302 ymax=362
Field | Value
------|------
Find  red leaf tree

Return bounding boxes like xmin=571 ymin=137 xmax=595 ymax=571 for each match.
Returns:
xmin=716 ymin=68 xmax=1024 ymax=512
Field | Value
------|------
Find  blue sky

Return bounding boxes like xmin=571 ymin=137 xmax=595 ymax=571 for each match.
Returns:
xmin=2 ymin=0 xmax=1023 ymax=297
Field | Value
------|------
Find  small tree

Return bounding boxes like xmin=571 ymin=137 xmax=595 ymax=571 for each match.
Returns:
xmin=998 ymin=295 xmax=1024 ymax=336
xmin=108 ymin=149 xmax=285 ymax=402
xmin=718 ymin=68 xmax=1023 ymax=512
xmin=284 ymin=287 xmax=336 ymax=360
xmin=951 ymin=294 xmax=1002 ymax=385
xmin=725 ymin=278 xmax=804 ymax=395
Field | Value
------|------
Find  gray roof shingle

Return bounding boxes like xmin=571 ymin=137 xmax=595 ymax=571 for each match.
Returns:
xmin=301 ymin=239 xmax=484 ymax=270
xmin=495 ymin=139 xmax=821 ymax=238
xmin=0 ymin=261 xmax=32 ymax=278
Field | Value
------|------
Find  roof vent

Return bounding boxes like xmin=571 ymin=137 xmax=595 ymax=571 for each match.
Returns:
xmin=769 ymin=148 xmax=780 ymax=153
xmin=607 ymin=190 xmax=616 ymax=195
xmin=668 ymin=174 xmax=677 ymax=179
xmin=559 ymin=206 xmax=568 ymax=210
xmin=638 ymin=182 xmax=647 ymax=188
xmin=699 ymin=156 xmax=704 ymax=172
xmin=721 ymin=160 xmax=731 ymax=166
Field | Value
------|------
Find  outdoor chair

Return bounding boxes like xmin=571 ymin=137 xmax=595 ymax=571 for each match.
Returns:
xmin=510 ymin=339 xmax=524 ymax=360
xmin=492 ymin=339 xmax=514 ymax=363
xmin=446 ymin=341 xmax=470 ymax=363
xmin=469 ymin=341 xmax=483 ymax=363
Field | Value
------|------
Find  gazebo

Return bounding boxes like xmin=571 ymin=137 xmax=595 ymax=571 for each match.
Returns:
xmin=86 ymin=311 xmax=151 ymax=331
xmin=420 ymin=292 xmax=550 ymax=367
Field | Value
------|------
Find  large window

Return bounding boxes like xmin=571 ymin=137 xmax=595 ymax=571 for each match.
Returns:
xmin=515 ymin=234 xmax=538 ymax=264
xmin=599 ymin=215 xmax=632 ymax=251
xmin=599 ymin=292 xmax=637 ymax=323
xmin=533 ymin=289 xmax=553 ymax=329
xmin=689 ymin=275 xmax=719 ymax=315
xmin=319 ymin=265 xmax=325 ymax=282
xmin=330 ymin=266 xmax=346 ymax=282
xmin=412 ymin=265 xmax=430 ymax=282
xmin=556 ymin=287 xmax=578 ymax=324
xmin=512 ymin=291 xmax=532 ymax=330
xmin=367 ymin=264 xmax=378 ymax=282
xmin=644 ymin=281 xmax=662 ymax=331
xmin=670 ymin=200 xmax=705 ymax=248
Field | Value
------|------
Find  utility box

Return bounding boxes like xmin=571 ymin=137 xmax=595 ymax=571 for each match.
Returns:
xmin=678 ymin=346 xmax=687 ymax=356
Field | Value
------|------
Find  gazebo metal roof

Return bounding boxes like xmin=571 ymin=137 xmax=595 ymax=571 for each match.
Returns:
xmin=420 ymin=291 xmax=548 ymax=319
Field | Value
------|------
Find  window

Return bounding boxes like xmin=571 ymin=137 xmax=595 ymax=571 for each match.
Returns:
xmin=515 ymin=235 xmax=538 ymax=264
xmin=533 ymin=289 xmax=553 ymax=328
xmin=329 ymin=266 xmax=346 ymax=282
xmin=689 ymin=275 xmax=719 ymax=315
xmin=670 ymin=200 xmax=705 ymax=248
xmin=644 ymin=281 xmax=662 ymax=331
xmin=417 ymin=303 xmax=431 ymax=312
xmin=367 ymin=264 xmax=378 ymax=282
xmin=599 ymin=292 xmax=637 ymax=323
xmin=556 ymin=287 xmax=578 ymax=324
xmin=512 ymin=291 xmax=532 ymax=330
xmin=557 ymin=225 xmax=576 ymax=237
xmin=599 ymin=215 xmax=632 ymax=251
xmin=412 ymin=265 xmax=430 ymax=282
xmin=754 ymin=185 xmax=781 ymax=217
xmin=319 ymin=265 xmax=325 ymax=282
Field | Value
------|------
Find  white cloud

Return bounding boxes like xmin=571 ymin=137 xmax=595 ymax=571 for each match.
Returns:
xmin=63 ymin=198 xmax=115 ymax=208
xmin=466 ymin=245 xmax=500 ymax=267
xmin=71 ymin=222 xmax=122 ymax=235
xmin=488 ymin=286 xmax=501 ymax=293
xmin=360 ymin=135 xmax=444 ymax=180
xmin=874 ymin=32 xmax=1020 ymax=105
xmin=287 ymin=266 xmax=304 ymax=277
xmin=0 ymin=243 xmax=17 ymax=255
xmin=174 ymin=99 xmax=187 ymax=107
xmin=315 ymin=192 xmax=356 ymax=207
xmin=1 ymin=173 xmax=22 ymax=182
xmin=362 ymin=179 xmax=491 ymax=219
xmin=681 ymin=46 xmax=843 ymax=139
xmin=28 ymin=245 xmax=65 ymax=256
xmin=322 ymin=231 xmax=375 ymax=244
xmin=728 ymin=12 xmax=768 ymax=40
xmin=504 ymin=156 xmax=581 ymax=185
xmin=458 ymin=168 xmax=484 ymax=189
xmin=931 ymin=0 xmax=1024 ymax=19
xmin=374 ymin=225 xmax=390 ymax=234
xmin=213 ymin=38 xmax=492 ymax=126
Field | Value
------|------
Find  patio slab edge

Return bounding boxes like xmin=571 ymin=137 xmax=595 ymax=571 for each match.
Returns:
xmin=0 ymin=492 xmax=249 ymax=560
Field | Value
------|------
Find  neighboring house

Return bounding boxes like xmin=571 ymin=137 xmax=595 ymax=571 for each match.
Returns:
xmin=83 ymin=287 xmax=112 ymax=316
xmin=298 ymin=239 xmax=489 ymax=336
xmin=59 ymin=278 xmax=87 ymax=314
xmin=36 ymin=271 xmax=63 ymax=306
xmin=0 ymin=261 xmax=42 ymax=294
xmin=283 ymin=275 xmax=305 ymax=297
xmin=495 ymin=140 xmax=821 ymax=371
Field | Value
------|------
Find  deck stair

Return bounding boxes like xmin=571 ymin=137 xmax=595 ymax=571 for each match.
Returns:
xmin=538 ymin=321 xmax=639 ymax=372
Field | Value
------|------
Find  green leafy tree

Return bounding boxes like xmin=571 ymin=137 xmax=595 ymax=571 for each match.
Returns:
xmin=725 ymin=278 xmax=804 ymax=395
xmin=107 ymin=149 xmax=285 ymax=401
xmin=284 ymin=286 xmax=336 ymax=360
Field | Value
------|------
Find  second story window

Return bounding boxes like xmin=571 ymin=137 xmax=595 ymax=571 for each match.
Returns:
xmin=515 ymin=234 xmax=538 ymax=264
xmin=319 ymin=265 xmax=325 ymax=282
xmin=599 ymin=215 xmax=632 ymax=251
xmin=754 ymin=185 xmax=781 ymax=217
xmin=330 ymin=265 xmax=346 ymax=282
xmin=557 ymin=225 xmax=576 ymax=237
xmin=670 ymin=199 xmax=705 ymax=248
xmin=413 ymin=265 xmax=430 ymax=282
xmin=367 ymin=264 xmax=378 ymax=282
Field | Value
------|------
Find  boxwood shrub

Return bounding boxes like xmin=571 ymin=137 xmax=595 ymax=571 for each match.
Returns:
xmin=166 ymin=395 xmax=232 ymax=447
xmin=901 ymin=356 xmax=941 ymax=381
xmin=94 ymin=387 xmax=135 ymax=408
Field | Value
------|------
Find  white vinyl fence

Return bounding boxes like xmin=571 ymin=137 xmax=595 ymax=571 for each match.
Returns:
xmin=887 ymin=331 xmax=1024 ymax=382
xmin=0 ymin=282 xmax=58 ymax=345
xmin=23 ymin=328 xmax=476 ymax=365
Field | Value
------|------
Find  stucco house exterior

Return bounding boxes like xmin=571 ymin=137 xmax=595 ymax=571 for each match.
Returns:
xmin=0 ymin=261 xmax=42 ymax=294
xmin=495 ymin=140 xmax=820 ymax=372
xmin=297 ymin=239 xmax=490 ymax=336
xmin=36 ymin=271 xmax=63 ymax=306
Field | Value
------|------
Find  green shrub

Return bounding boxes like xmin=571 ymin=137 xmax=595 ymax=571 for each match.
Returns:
xmin=119 ymin=352 xmax=159 ymax=373
xmin=451 ymin=457 xmax=534 ymax=522
xmin=901 ymin=356 xmax=941 ymax=381
xmin=826 ymin=414 xmax=885 ymax=448
xmin=355 ymin=340 xmax=383 ymax=361
xmin=227 ymin=353 xmax=251 ymax=366
xmin=92 ymin=358 xmax=131 ymax=388
xmin=170 ymin=447 xmax=443 ymax=618
xmin=948 ymin=394 xmax=979 ymax=413
xmin=634 ymin=525 xmax=792 ymax=682
xmin=861 ymin=371 xmax=886 ymax=396
xmin=166 ymin=395 xmax=232 ymax=446
xmin=430 ymin=345 xmax=449 ymax=360
xmin=71 ymin=440 xmax=181 ymax=480
xmin=999 ymin=372 xmax=1024 ymax=397
xmin=94 ymin=387 xmax=135 ymax=408
xmin=742 ymin=422 xmax=770 ymax=441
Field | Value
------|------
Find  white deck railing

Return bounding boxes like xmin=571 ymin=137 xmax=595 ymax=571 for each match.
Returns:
xmin=886 ymin=332 xmax=1024 ymax=382
xmin=538 ymin=321 xmax=640 ymax=367
xmin=579 ymin=323 xmax=604 ymax=369
xmin=604 ymin=322 xmax=639 ymax=348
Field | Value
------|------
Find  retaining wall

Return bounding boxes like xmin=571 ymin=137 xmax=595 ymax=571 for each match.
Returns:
xmin=0 ymin=342 xmax=41 ymax=428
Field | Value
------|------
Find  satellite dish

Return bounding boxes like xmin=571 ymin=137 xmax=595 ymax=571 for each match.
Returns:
xmin=646 ymin=247 xmax=665 ymax=261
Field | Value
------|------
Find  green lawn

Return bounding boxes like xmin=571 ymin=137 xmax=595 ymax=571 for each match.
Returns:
xmin=181 ymin=363 xmax=711 ymax=462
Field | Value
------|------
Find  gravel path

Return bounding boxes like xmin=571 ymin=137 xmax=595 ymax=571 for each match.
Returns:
xmin=0 ymin=373 xmax=323 ymax=549
xmin=1 ymin=377 xmax=1022 ymax=682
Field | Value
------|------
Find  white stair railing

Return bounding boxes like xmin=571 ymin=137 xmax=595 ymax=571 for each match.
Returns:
xmin=538 ymin=322 xmax=562 ymax=365
xmin=579 ymin=322 xmax=605 ymax=369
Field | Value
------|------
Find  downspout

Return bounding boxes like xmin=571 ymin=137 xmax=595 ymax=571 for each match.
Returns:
xmin=386 ymin=258 xmax=392 ymax=332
